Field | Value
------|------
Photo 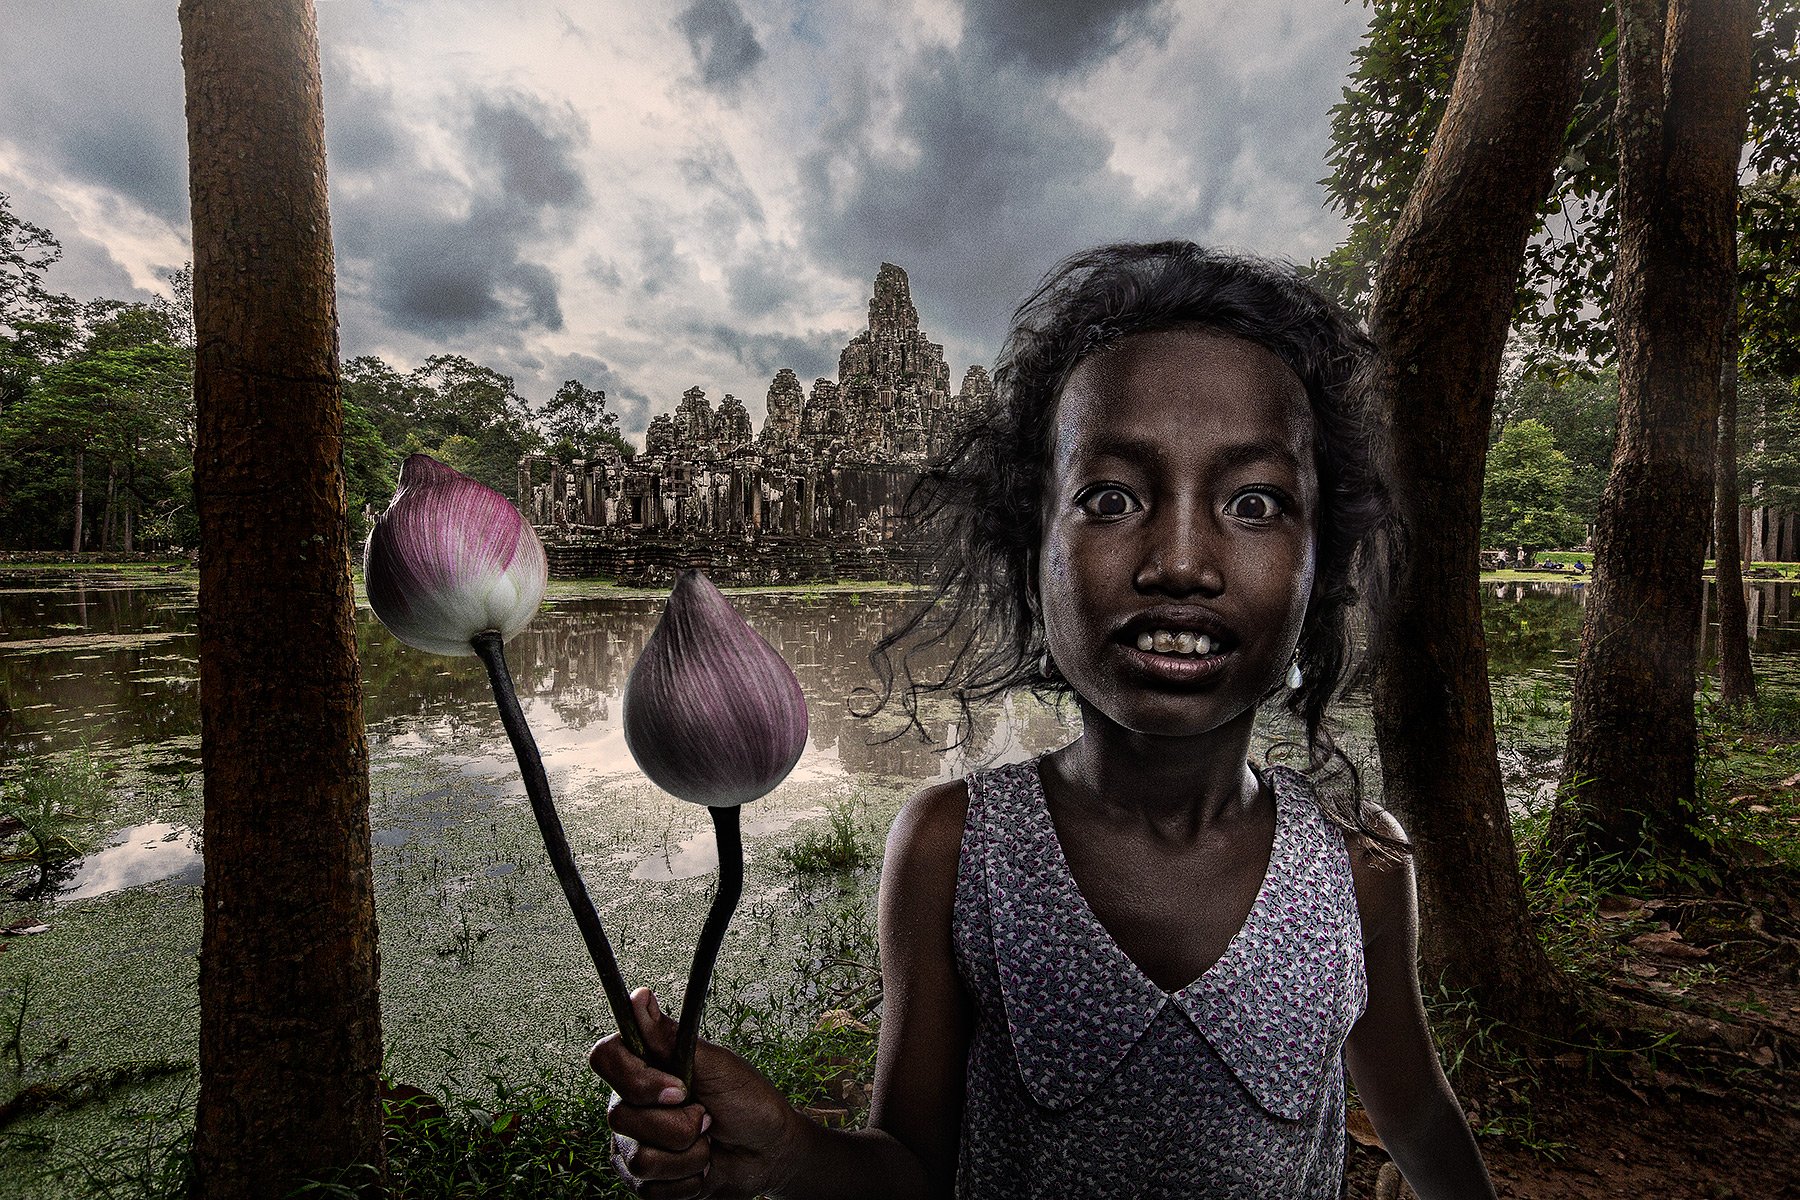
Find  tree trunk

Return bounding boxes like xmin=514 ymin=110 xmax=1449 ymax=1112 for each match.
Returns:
xmin=71 ymin=448 xmax=84 ymax=553
xmin=1715 ymin=302 xmax=1756 ymax=706
xmin=180 ymin=2 xmax=383 ymax=1196
xmin=1549 ymin=0 xmax=1754 ymax=869
xmin=123 ymin=460 xmax=135 ymax=553
xmin=1368 ymin=0 xmax=1602 ymax=1028
xmin=102 ymin=459 xmax=117 ymax=552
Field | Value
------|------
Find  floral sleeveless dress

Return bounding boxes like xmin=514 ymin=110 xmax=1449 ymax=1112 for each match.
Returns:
xmin=950 ymin=757 xmax=1367 ymax=1198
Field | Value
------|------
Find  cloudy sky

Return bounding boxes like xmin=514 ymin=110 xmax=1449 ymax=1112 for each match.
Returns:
xmin=1 ymin=0 xmax=1370 ymax=444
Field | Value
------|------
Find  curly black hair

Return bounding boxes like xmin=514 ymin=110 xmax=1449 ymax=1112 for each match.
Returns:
xmin=852 ymin=240 xmax=1405 ymax=852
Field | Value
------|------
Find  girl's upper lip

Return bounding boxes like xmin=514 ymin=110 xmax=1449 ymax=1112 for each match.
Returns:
xmin=1114 ymin=606 xmax=1237 ymax=647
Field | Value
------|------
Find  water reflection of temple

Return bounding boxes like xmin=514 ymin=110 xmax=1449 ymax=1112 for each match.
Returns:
xmin=518 ymin=264 xmax=992 ymax=587
xmin=367 ymin=593 xmax=1079 ymax=781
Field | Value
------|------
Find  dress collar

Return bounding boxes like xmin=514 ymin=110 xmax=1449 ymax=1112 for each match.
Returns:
xmin=981 ymin=759 xmax=1356 ymax=1120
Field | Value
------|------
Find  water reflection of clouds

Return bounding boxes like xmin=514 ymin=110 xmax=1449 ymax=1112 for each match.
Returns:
xmin=631 ymin=805 xmax=830 ymax=881
xmin=59 ymin=821 xmax=201 ymax=902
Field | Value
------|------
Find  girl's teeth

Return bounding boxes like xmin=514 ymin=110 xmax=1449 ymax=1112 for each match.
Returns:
xmin=1134 ymin=631 xmax=1217 ymax=656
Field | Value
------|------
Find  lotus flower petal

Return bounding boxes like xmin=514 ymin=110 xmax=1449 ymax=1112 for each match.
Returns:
xmin=364 ymin=454 xmax=548 ymax=657
xmin=623 ymin=570 xmax=809 ymax=807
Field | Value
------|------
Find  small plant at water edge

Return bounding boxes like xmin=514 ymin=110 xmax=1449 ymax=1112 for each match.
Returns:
xmin=779 ymin=798 xmax=878 ymax=877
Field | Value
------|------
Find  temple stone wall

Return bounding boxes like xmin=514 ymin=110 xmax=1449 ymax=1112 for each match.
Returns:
xmin=522 ymin=263 xmax=981 ymax=585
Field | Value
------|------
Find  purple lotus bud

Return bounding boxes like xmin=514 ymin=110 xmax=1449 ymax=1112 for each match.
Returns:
xmin=364 ymin=454 xmax=548 ymax=657
xmin=623 ymin=570 xmax=808 ymax=807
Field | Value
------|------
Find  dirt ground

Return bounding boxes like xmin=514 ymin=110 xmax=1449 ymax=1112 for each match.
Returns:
xmin=1345 ymin=860 xmax=1800 ymax=1200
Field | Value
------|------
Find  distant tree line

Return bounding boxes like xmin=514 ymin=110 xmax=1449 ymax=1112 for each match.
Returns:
xmin=0 ymin=194 xmax=633 ymax=554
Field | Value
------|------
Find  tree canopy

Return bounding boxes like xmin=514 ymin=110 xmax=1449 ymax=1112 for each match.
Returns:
xmin=1482 ymin=418 xmax=1587 ymax=556
xmin=1320 ymin=0 xmax=1800 ymax=367
xmin=0 ymin=195 xmax=639 ymax=551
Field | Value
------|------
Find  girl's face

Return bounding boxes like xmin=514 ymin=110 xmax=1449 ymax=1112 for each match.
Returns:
xmin=1034 ymin=326 xmax=1319 ymax=744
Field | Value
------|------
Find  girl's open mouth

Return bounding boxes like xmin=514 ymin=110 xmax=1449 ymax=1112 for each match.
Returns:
xmin=1118 ymin=639 xmax=1233 ymax=684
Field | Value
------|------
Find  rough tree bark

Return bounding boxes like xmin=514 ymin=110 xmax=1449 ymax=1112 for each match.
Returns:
xmin=181 ymin=1 xmax=384 ymax=1195
xmin=1715 ymin=303 xmax=1756 ymax=706
xmin=1368 ymin=0 xmax=1603 ymax=1027
xmin=1550 ymin=0 xmax=1754 ymax=869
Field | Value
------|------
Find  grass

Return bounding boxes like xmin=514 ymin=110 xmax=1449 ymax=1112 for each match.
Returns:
xmin=778 ymin=798 xmax=879 ymax=877
xmin=1 ymin=749 xmax=104 ymax=896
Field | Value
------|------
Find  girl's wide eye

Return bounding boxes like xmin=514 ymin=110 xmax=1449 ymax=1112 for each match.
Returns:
xmin=1080 ymin=486 xmax=1138 ymax=517
xmin=1225 ymin=489 xmax=1283 ymax=521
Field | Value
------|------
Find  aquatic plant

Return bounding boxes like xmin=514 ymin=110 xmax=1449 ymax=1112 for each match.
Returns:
xmin=623 ymin=569 xmax=808 ymax=1084
xmin=365 ymin=454 xmax=643 ymax=1059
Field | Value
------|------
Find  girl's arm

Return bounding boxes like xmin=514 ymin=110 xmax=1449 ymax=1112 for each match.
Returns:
xmin=780 ymin=777 xmax=974 ymax=1198
xmin=593 ymin=779 xmax=973 ymax=1200
xmin=1343 ymin=813 xmax=1498 ymax=1200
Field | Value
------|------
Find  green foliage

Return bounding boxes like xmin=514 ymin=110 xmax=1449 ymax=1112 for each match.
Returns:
xmin=1493 ymin=363 xmax=1616 ymax=527
xmin=542 ymin=380 xmax=632 ymax=465
xmin=341 ymin=394 xmax=397 ymax=542
xmin=1737 ymin=374 xmax=1800 ymax=513
xmin=1481 ymin=419 xmax=1586 ymax=555
xmin=778 ymin=799 xmax=879 ymax=876
xmin=0 ymin=292 xmax=196 ymax=552
xmin=1 ymin=749 xmax=103 ymax=881
xmin=342 ymin=354 xmax=544 ymax=498
xmin=1739 ymin=175 xmax=1800 ymax=377
xmin=1322 ymin=0 xmax=1800 ymax=368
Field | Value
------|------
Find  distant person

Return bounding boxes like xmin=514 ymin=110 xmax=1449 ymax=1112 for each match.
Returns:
xmin=592 ymin=242 xmax=1495 ymax=1199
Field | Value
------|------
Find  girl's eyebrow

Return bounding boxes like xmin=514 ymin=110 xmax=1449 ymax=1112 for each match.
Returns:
xmin=1075 ymin=434 xmax=1304 ymax=476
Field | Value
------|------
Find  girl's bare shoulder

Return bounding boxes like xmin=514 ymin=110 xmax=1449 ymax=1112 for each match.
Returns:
xmin=1339 ymin=804 xmax=1416 ymax=948
xmin=884 ymin=777 xmax=971 ymax=881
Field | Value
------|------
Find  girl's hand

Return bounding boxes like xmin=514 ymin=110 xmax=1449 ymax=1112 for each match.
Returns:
xmin=591 ymin=987 xmax=806 ymax=1199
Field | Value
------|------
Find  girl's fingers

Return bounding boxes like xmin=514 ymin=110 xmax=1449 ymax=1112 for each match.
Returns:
xmin=591 ymin=988 xmax=687 ymax=1103
xmin=632 ymin=986 xmax=681 ymax=1060
xmin=612 ymin=1137 xmax=709 ymax=1194
xmin=590 ymin=1031 xmax=688 ymax=1106
xmin=606 ymin=1094 xmax=711 ymax=1149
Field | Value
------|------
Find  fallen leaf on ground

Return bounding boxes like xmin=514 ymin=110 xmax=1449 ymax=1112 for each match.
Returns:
xmin=1631 ymin=930 xmax=1709 ymax=960
xmin=1599 ymin=895 xmax=1648 ymax=919
xmin=1346 ymin=1107 xmax=1385 ymax=1150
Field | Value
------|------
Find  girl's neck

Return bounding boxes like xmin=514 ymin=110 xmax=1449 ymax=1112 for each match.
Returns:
xmin=1044 ymin=703 xmax=1263 ymax=837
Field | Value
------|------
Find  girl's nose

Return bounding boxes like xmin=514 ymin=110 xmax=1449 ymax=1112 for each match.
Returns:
xmin=1133 ymin=509 xmax=1225 ymax=596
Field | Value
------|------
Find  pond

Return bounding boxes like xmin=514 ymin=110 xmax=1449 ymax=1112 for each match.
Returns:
xmin=0 ymin=567 xmax=1797 ymax=1194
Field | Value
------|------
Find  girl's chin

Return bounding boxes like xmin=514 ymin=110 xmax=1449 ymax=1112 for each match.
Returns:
xmin=1072 ymin=692 xmax=1264 ymax=744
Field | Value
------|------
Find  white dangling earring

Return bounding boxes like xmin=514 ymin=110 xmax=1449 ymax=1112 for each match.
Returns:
xmin=1286 ymin=658 xmax=1303 ymax=690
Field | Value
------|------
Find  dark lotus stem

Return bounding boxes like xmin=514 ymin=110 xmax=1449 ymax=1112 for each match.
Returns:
xmin=471 ymin=631 xmax=646 ymax=1061
xmin=673 ymin=804 xmax=743 ymax=1088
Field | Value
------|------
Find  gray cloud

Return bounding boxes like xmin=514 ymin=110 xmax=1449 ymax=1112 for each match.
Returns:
xmin=677 ymin=319 xmax=842 ymax=396
xmin=677 ymin=0 xmax=765 ymax=92
xmin=327 ymin=82 xmax=592 ymax=338
xmin=0 ymin=1 xmax=188 ymax=225
xmin=962 ymin=0 xmax=1172 ymax=74
xmin=540 ymin=350 xmax=654 ymax=432
xmin=470 ymin=98 xmax=588 ymax=209
xmin=794 ymin=49 xmax=1192 ymax=366
xmin=677 ymin=143 xmax=766 ymax=229
xmin=726 ymin=248 xmax=802 ymax=319
xmin=633 ymin=224 xmax=694 ymax=300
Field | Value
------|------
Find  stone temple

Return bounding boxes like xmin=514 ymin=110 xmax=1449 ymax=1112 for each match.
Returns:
xmin=518 ymin=263 xmax=994 ymax=585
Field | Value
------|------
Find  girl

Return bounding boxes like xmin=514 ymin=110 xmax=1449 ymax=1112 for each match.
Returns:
xmin=592 ymin=242 xmax=1496 ymax=1199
